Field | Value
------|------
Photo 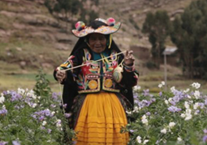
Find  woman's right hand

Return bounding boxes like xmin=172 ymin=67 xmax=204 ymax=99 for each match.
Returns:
xmin=56 ymin=70 xmax=67 ymax=83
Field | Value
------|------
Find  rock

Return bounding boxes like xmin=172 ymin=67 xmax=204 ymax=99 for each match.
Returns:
xmin=20 ymin=61 xmax=26 ymax=69
xmin=41 ymin=63 xmax=52 ymax=68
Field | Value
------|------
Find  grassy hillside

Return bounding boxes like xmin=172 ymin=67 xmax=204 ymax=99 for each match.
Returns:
xmin=0 ymin=0 xmax=206 ymax=94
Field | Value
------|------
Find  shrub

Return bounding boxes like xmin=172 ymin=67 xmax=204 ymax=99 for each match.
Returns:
xmin=123 ymin=82 xmax=207 ymax=145
xmin=0 ymin=70 xmax=75 ymax=145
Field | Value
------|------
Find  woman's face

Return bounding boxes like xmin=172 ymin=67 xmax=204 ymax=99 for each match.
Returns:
xmin=88 ymin=33 xmax=107 ymax=53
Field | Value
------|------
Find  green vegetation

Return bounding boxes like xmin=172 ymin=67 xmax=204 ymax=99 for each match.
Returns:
xmin=141 ymin=0 xmax=207 ymax=80
xmin=142 ymin=10 xmax=172 ymax=68
xmin=171 ymin=0 xmax=207 ymax=79
xmin=44 ymin=0 xmax=99 ymax=24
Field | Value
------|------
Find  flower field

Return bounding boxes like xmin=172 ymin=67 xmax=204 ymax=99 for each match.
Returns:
xmin=124 ymin=82 xmax=207 ymax=145
xmin=0 ymin=71 xmax=75 ymax=145
xmin=1 ymin=71 xmax=207 ymax=145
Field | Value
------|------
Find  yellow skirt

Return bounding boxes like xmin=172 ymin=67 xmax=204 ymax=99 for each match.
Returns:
xmin=74 ymin=92 xmax=129 ymax=145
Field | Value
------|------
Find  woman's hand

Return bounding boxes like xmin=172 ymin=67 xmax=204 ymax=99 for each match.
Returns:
xmin=56 ymin=70 xmax=67 ymax=83
xmin=124 ymin=50 xmax=135 ymax=65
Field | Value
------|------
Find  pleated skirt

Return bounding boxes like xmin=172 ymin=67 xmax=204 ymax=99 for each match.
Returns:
xmin=74 ymin=92 xmax=129 ymax=145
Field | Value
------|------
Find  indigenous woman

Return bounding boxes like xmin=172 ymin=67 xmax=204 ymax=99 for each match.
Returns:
xmin=54 ymin=17 xmax=139 ymax=145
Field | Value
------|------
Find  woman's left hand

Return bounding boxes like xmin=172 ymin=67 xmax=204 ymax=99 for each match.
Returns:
xmin=124 ymin=50 xmax=135 ymax=65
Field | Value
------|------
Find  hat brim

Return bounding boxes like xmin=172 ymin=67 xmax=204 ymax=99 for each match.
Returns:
xmin=72 ymin=22 xmax=121 ymax=38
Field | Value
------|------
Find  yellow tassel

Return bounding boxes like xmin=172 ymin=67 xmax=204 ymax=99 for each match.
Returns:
xmin=108 ymin=34 xmax=112 ymax=49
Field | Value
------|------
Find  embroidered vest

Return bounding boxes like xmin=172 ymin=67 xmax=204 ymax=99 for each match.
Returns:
xmin=76 ymin=49 xmax=121 ymax=94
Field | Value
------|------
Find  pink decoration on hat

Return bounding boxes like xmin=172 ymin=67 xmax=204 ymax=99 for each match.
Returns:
xmin=75 ymin=21 xmax=86 ymax=31
xmin=107 ymin=17 xmax=115 ymax=26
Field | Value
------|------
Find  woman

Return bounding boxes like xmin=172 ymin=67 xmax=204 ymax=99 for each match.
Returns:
xmin=54 ymin=17 xmax=139 ymax=145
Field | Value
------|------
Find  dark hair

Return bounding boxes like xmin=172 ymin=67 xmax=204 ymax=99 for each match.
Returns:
xmin=89 ymin=20 xmax=107 ymax=29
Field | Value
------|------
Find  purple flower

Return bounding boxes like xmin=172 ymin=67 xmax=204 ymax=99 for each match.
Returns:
xmin=143 ymin=89 xmax=149 ymax=96
xmin=129 ymin=129 xmax=135 ymax=133
xmin=203 ymin=135 xmax=207 ymax=142
xmin=48 ymin=129 xmax=52 ymax=134
xmin=204 ymin=99 xmax=207 ymax=105
xmin=134 ymin=100 xmax=138 ymax=104
xmin=10 ymin=91 xmax=22 ymax=102
xmin=0 ymin=141 xmax=8 ymax=145
xmin=203 ymin=129 xmax=207 ymax=134
xmin=44 ymin=109 xmax=51 ymax=116
xmin=198 ymin=103 xmax=205 ymax=109
xmin=142 ymin=100 xmax=151 ymax=106
xmin=38 ymin=116 xmax=45 ymax=121
xmin=133 ymin=95 xmax=138 ymax=99
xmin=195 ymin=110 xmax=200 ymax=114
xmin=12 ymin=140 xmax=20 ymax=145
xmin=0 ymin=108 xmax=8 ymax=115
xmin=52 ymin=93 xmax=60 ymax=102
xmin=159 ymin=92 xmax=162 ymax=96
xmin=31 ymin=114 xmax=37 ymax=119
xmin=168 ymin=106 xmax=182 ymax=112
xmin=146 ymin=112 xmax=151 ymax=116
xmin=14 ymin=105 xmax=20 ymax=109
xmin=64 ymin=113 xmax=72 ymax=118
xmin=63 ymin=104 xmax=67 ymax=109
xmin=50 ymin=104 xmax=56 ymax=108
xmin=169 ymin=100 xmax=176 ymax=106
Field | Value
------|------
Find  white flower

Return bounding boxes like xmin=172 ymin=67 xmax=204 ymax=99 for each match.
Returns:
xmin=133 ymin=106 xmax=139 ymax=113
xmin=141 ymin=115 xmax=148 ymax=125
xmin=143 ymin=139 xmax=149 ymax=144
xmin=158 ymin=84 xmax=163 ymax=88
xmin=17 ymin=88 xmax=25 ymax=94
xmin=170 ymin=86 xmax=176 ymax=92
xmin=193 ymin=103 xmax=199 ymax=110
xmin=164 ymin=100 xmax=169 ymax=105
xmin=180 ymin=113 xmax=185 ymax=118
xmin=186 ymin=108 xmax=192 ymax=114
xmin=194 ymin=90 xmax=200 ymax=99
xmin=184 ymin=101 xmax=190 ymax=109
xmin=191 ymin=82 xmax=201 ymax=89
xmin=169 ymin=122 xmax=176 ymax=128
xmin=42 ymin=121 xmax=47 ymax=126
xmin=185 ymin=113 xmax=192 ymax=121
xmin=51 ymin=111 xmax=55 ymax=116
xmin=161 ymin=128 xmax=167 ymax=134
xmin=187 ymin=95 xmax=191 ymax=99
xmin=31 ymin=103 xmax=37 ymax=108
xmin=0 ymin=95 xmax=5 ymax=104
xmin=183 ymin=88 xmax=190 ymax=93
xmin=136 ymin=136 xmax=142 ymax=143
xmin=134 ymin=85 xmax=141 ymax=91
xmin=168 ymin=98 xmax=173 ymax=102
xmin=158 ymin=81 xmax=165 ymax=88
xmin=126 ymin=111 xmax=132 ymax=115
xmin=177 ymin=137 xmax=182 ymax=142
xmin=56 ymin=119 xmax=62 ymax=127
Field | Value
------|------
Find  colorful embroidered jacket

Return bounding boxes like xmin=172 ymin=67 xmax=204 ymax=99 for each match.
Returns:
xmin=56 ymin=48 xmax=138 ymax=93
xmin=54 ymin=47 xmax=139 ymax=112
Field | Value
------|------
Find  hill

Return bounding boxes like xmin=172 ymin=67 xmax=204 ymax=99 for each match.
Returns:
xmin=1 ymin=0 xmax=206 ymax=93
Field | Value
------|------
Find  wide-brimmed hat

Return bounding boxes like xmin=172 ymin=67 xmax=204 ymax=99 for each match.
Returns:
xmin=72 ymin=17 xmax=121 ymax=38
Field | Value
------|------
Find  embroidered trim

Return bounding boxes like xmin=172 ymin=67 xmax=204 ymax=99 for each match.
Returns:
xmin=123 ymin=63 xmax=135 ymax=72
xmin=56 ymin=55 xmax=75 ymax=70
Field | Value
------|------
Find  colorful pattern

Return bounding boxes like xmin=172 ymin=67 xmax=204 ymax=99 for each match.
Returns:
xmin=72 ymin=17 xmax=121 ymax=38
xmin=77 ymin=49 xmax=122 ymax=93
xmin=56 ymin=55 xmax=75 ymax=70
xmin=113 ymin=66 xmax=123 ymax=83
xmin=107 ymin=17 xmax=116 ymax=26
